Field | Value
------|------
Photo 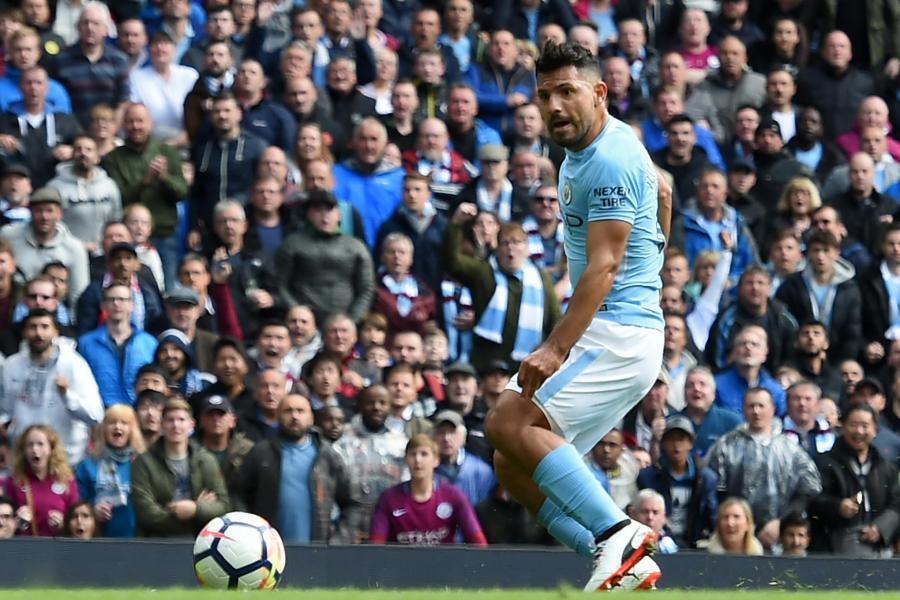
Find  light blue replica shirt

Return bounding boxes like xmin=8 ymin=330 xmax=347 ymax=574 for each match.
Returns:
xmin=558 ymin=116 xmax=665 ymax=331
xmin=278 ymin=437 xmax=318 ymax=543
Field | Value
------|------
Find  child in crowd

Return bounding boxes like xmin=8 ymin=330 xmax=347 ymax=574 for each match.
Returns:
xmin=124 ymin=203 xmax=165 ymax=291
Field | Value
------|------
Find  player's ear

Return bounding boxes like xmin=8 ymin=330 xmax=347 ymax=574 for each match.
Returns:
xmin=594 ymin=80 xmax=607 ymax=104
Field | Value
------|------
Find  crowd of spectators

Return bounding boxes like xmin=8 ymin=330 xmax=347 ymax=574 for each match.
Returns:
xmin=0 ymin=0 xmax=896 ymax=560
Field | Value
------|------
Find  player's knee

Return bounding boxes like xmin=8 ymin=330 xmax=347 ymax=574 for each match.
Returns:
xmin=485 ymin=404 xmax=514 ymax=448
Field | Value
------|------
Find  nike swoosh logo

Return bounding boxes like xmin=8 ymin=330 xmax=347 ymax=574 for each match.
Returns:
xmin=392 ymin=509 xmax=407 ymax=517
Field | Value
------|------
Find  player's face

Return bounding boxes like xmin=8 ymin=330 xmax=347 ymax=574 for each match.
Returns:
xmin=537 ymin=66 xmax=607 ymax=151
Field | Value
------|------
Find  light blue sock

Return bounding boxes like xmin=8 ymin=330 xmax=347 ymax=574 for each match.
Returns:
xmin=533 ymin=444 xmax=628 ymax=538
xmin=537 ymin=498 xmax=596 ymax=558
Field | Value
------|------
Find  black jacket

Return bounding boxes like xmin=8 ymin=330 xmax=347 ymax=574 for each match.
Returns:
xmin=752 ymin=149 xmax=813 ymax=215
xmin=827 ymin=190 xmax=895 ymax=255
xmin=796 ymin=64 xmax=875 ymax=139
xmin=0 ymin=110 xmax=83 ymax=187
xmin=492 ymin=0 xmax=577 ymax=43
xmin=786 ymin=138 xmax=846 ymax=186
xmin=230 ymin=429 xmax=359 ymax=543
xmin=775 ymin=265 xmax=862 ymax=364
xmin=858 ymin=260 xmax=893 ymax=356
xmin=811 ymin=438 xmax=900 ymax=554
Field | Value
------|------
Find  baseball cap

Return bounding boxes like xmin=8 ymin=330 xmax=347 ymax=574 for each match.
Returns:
xmin=165 ymin=285 xmax=200 ymax=306
xmin=855 ymin=377 xmax=884 ymax=395
xmin=482 ymin=359 xmax=512 ymax=375
xmin=755 ymin=117 xmax=782 ymax=139
xmin=655 ymin=369 xmax=671 ymax=387
xmin=663 ymin=414 xmax=695 ymax=439
xmin=2 ymin=163 xmax=30 ymax=179
xmin=730 ymin=157 xmax=756 ymax=173
xmin=305 ymin=189 xmax=338 ymax=208
xmin=29 ymin=186 xmax=64 ymax=207
xmin=478 ymin=144 xmax=510 ymax=163
xmin=198 ymin=394 xmax=234 ymax=416
xmin=433 ymin=410 xmax=464 ymax=428
xmin=108 ymin=242 xmax=137 ymax=256
xmin=445 ymin=361 xmax=478 ymax=378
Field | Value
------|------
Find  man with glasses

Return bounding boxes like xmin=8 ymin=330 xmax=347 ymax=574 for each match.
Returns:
xmin=0 ymin=498 xmax=16 ymax=538
xmin=78 ymin=282 xmax=158 ymax=407
xmin=523 ymin=183 xmax=567 ymax=296
xmin=0 ymin=275 xmax=76 ymax=356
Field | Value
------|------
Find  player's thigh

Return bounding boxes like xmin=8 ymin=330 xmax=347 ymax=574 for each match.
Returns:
xmin=535 ymin=321 xmax=664 ymax=455
xmin=486 ymin=388 xmax=552 ymax=439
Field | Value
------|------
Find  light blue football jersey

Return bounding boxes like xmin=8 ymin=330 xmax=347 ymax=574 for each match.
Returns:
xmin=558 ymin=116 xmax=665 ymax=331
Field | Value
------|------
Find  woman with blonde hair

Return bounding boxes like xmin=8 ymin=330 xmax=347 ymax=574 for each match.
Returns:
xmin=294 ymin=122 xmax=334 ymax=176
xmin=75 ymin=405 xmax=146 ymax=538
xmin=707 ymin=497 xmax=764 ymax=555
xmin=3 ymin=424 xmax=79 ymax=536
xmin=773 ymin=176 xmax=822 ymax=246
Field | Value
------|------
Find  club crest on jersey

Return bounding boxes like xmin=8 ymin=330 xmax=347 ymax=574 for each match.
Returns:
xmin=562 ymin=181 xmax=573 ymax=205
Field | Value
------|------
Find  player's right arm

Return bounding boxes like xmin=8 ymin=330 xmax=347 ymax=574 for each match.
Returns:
xmin=518 ymin=218 xmax=632 ymax=399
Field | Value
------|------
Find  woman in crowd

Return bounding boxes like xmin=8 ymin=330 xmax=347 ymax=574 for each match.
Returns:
xmin=295 ymin=123 xmax=334 ymax=177
xmin=358 ymin=47 xmax=398 ymax=116
xmin=771 ymin=176 xmax=821 ymax=249
xmin=707 ymin=497 xmax=764 ymax=555
xmin=3 ymin=425 xmax=79 ymax=537
xmin=76 ymin=405 xmax=146 ymax=538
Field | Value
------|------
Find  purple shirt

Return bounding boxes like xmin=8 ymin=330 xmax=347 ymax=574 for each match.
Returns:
xmin=369 ymin=481 xmax=487 ymax=546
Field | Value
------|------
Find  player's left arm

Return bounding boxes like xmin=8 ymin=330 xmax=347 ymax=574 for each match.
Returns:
xmin=656 ymin=168 xmax=672 ymax=245
xmin=518 ymin=219 xmax=632 ymax=399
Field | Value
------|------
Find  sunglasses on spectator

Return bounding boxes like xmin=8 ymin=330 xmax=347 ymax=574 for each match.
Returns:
xmin=533 ymin=195 xmax=558 ymax=203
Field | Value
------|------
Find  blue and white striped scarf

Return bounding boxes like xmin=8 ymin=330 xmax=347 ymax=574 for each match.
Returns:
xmin=521 ymin=215 xmax=564 ymax=269
xmin=474 ymin=256 xmax=545 ymax=361
xmin=442 ymin=280 xmax=473 ymax=362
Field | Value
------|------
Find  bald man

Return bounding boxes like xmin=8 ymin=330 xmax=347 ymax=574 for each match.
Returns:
xmin=836 ymin=96 xmax=900 ymax=161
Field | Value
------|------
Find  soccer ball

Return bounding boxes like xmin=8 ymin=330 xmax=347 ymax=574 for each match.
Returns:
xmin=193 ymin=511 xmax=286 ymax=590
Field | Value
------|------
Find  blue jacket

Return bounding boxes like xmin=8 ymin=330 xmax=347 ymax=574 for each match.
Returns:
xmin=641 ymin=119 xmax=725 ymax=170
xmin=469 ymin=120 xmax=503 ymax=162
xmin=714 ymin=366 xmax=786 ymax=417
xmin=332 ymin=159 xmax=405 ymax=248
xmin=681 ymin=205 xmax=758 ymax=283
xmin=637 ymin=455 xmax=718 ymax=548
xmin=241 ymin=99 xmax=297 ymax=152
xmin=75 ymin=279 xmax=164 ymax=335
xmin=75 ymin=455 xmax=136 ymax=537
xmin=682 ymin=405 xmax=742 ymax=458
xmin=465 ymin=62 xmax=535 ymax=133
xmin=436 ymin=449 xmax=497 ymax=508
xmin=0 ymin=67 xmax=72 ymax=113
xmin=78 ymin=327 xmax=158 ymax=407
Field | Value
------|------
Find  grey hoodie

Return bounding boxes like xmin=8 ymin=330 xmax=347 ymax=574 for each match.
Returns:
xmin=48 ymin=162 xmax=122 ymax=248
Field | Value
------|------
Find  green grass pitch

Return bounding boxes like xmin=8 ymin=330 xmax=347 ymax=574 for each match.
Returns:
xmin=3 ymin=590 xmax=900 ymax=599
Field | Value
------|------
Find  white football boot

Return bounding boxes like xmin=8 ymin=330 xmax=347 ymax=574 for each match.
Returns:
xmin=583 ymin=521 xmax=659 ymax=592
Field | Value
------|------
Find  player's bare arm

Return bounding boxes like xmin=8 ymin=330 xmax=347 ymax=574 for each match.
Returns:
xmin=518 ymin=219 xmax=632 ymax=399
xmin=656 ymin=169 xmax=672 ymax=244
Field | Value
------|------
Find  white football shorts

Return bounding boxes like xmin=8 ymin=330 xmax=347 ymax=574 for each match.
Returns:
xmin=506 ymin=318 xmax=664 ymax=455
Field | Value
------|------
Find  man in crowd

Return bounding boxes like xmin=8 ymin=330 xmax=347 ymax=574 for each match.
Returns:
xmin=433 ymin=409 xmax=495 ymax=508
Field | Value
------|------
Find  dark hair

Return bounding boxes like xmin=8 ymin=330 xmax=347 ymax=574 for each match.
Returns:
xmin=798 ymin=318 xmax=827 ymax=332
xmin=40 ymin=261 xmax=68 ymax=275
xmin=535 ymin=42 xmax=601 ymax=78
xmin=179 ymin=252 xmax=209 ymax=271
xmin=738 ymin=264 xmax=771 ymax=285
xmin=22 ymin=307 xmax=58 ymax=329
xmin=770 ymin=228 xmax=801 ymax=245
xmin=137 ymin=363 xmax=172 ymax=383
xmin=212 ymin=91 xmax=238 ymax=105
xmin=64 ymin=501 xmax=95 ymax=537
xmin=744 ymin=386 xmax=774 ymax=404
xmin=136 ymin=388 xmax=168 ymax=408
xmin=844 ymin=402 xmax=878 ymax=424
xmin=0 ymin=495 xmax=13 ymax=508
xmin=384 ymin=362 xmax=416 ymax=381
xmin=304 ymin=351 xmax=343 ymax=379
xmin=806 ymin=229 xmax=840 ymax=250
xmin=257 ymin=319 xmax=290 ymax=336
xmin=780 ymin=511 xmax=809 ymax=530
xmin=666 ymin=113 xmax=694 ymax=129
xmin=212 ymin=336 xmax=248 ymax=362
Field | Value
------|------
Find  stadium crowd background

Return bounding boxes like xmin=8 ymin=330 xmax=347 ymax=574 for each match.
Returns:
xmin=0 ymin=0 xmax=895 ymax=561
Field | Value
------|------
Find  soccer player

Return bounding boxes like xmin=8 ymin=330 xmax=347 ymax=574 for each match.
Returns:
xmin=484 ymin=42 xmax=671 ymax=591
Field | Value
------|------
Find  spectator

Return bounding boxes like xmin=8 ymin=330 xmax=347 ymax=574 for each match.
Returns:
xmin=709 ymin=0 xmax=763 ymax=48
xmin=322 ymin=313 xmax=381 ymax=399
xmin=714 ymin=324 xmax=786 ymax=417
xmin=123 ymin=204 xmax=164 ymax=292
xmin=846 ymin=378 xmax=900 ymax=461
xmin=189 ymin=337 xmax=253 ymax=417
xmin=760 ymin=68 xmax=799 ymax=145
xmin=747 ymin=16 xmax=807 ymax=74
xmin=603 ymin=19 xmax=660 ymax=99
xmin=132 ymin=398 xmax=229 ymax=537
xmin=705 ymin=266 xmax=798 ymax=372
xmin=785 ymin=319 xmax=842 ymax=399
xmin=826 ymin=153 xmax=895 ymax=256
xmin=369 ymin=433 xmax=487 ymax=545
xmin=836 ymin=96 xmax=900 ymax=163
xmin=375 ymin=171 xmax=448 ymax=294
xmin=662 ymin=313 xmax=698 ymax=411
xmin=811 ymin=404 xmax=900 ymax=557
xmin=433 ymin=409 xmax=495 ymax=508
xmin=721 ymin=104 xmax=758 ymax=166
xmin=776 ymin=512 xmax=810 ymax=556
xmin=0 ymin=27 xmax=72 ymax=114
xmin=283 ymin=304 xmax=322 ymax=379
xmin=233 ymin=393 xmax=357 ymax=543
xmin=707 ymin=387 xmax=822 ymax=549
xmin=680 ymin=168 xmax=758 ymax=283
xmin=75 ymin=404 xmax=146 ymax=537
xmin=154 ymin=329 xmax=214 ymax=398
xmin=653 ymin=114 xmax=713 ymax=203
xmin=412 ymin=48 xmax=448 ymax=121
xmin=104 ymin=102 xmax=189 ymax=288
xmin=859 ymin=223 xmax=900 ymax=370
xmin=316 ymin=405 xmax=346 ymax=443
xmin=465 ymin=30 xmax=535 ymax=134
xmin=784 ymin=107 xmax=844 ymax=186
xmin=115 ymin=18 xmax=148 ymax=72
xmin=325 ymin=57 xmax=378 ymax=138
xmin=697 ymin=36 xmax=765 ymax=136
xmin=75 ymin=242 xmax=163 ymax=334
xmin=656 ymin=52 xmax=723 ymax=144
xmin=776 ymin=230 xmax=862 ymax=364
xmin=676 ymin=9 xmax=716 ymax=85
xmin=0 ymin=237 xmax=21 ymax=331
xmin=782 ymin=379 xmax=835 ymax=459
xmin=0 ymin=496 xmax=16 ymax=539
xmin=135 ymin=388 xmax=166 ymax=447
xmin=237 ymin=368 xmax=287 ymax=444
xmin=587 ymin=429 xmax=639 ymax=510
xmin=333 ymin=118 xmax=405 ymax=248
xmin=3 ymin=424 xmax=79 ymax=536
xmin=458 ymin=144 xmax=526 ymax=223
xmin=249 ymin=319 xmax=293 ymax=372
xmin=796 ymin=30 xmax=874 ymax=139
xmin=359 ymin=47 xmax=398 ymax=117
xmin=0 ymin=163 xmax=33 ymax=228
xmin=382 ymin=79 xmax=419 ymax=154
xmin=622 ymin=372 xmax=670 ymax=455
xmin=444 ymin=205 xmax=560 ymax=372
xmin=165 ymin=257 xmax=221 ymax=339
xmin=810 ymin=205 xmax=871 ymax=276
xmin=78 ymin=283 xmax=158 ymax=408
xmin=183 ymin=41 xmax=236 ymax=143
xmin=681 ymin=366 xmax=743 ymax=458
xmin=444 ymin=84 xmax=502 ymax=166
xmin=402 ymin=117 xmax=475 ymax=209
xmin=770 ymin=176 xmax=820 ymax=248
xmin=276 ymin=190 xmax=374 ymax=324
xmin=637 ymin=415 xmax=717 ymax=548
xmin=195 ymin=394 xmax=253 ymax=493
xmin=750 ymin=117 xmax=812 ymax=211
xmin=603 ymin=56 xmax=651 ymax=125
xmin=640 ymin=86 xmax=724 ymax=168
xmin=438 ymin=0 xmax=482 ymax=78
xmin=245 ymin=175 xmax=299 ymax=259
xmin=50 ymin=3 xmax=130 ymax=127
xmin=333 ymin=384 xmax=407 ymax=543
xmin=707 ymin=497 xmax=764 ymax=555
xmin=233 ymin=58 xmax=295 ymax=152
xmin=0 ymin=308 xmax=102 ymax=464
xmin=631 ymin=488 xmax=679 ymax=554
xmin=180 ymin=7 xmax=241 ymax=72
xmin=372 ymin=232 xmax=438 ymax=334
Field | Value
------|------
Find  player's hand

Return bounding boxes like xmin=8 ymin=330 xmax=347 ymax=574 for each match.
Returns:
xmin=758 ymin=519 xmax=780 ymax=547
xmin=94 ymin=502 xmax=113 ymax=522
xmin=167 ymin=500 xmax=198 ymax=520
xmin=839 ymin=497 xmax=860 ymax=519
xmin=452 ymin=202 xmax=478 ymax=225
xmin=517 ymin=344 xmax=565 ymax=400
